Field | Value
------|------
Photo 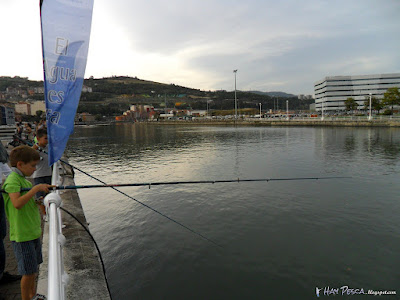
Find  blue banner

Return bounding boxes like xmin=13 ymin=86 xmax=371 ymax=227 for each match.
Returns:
xmin=40 ymin=0 xmax=94 ymax=165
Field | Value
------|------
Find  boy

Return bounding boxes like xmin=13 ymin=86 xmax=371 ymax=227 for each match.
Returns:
xmin=2 ymin=146 xmax=53 ymax=300
xmin=32 ymin=129 xmax=52 ymax=208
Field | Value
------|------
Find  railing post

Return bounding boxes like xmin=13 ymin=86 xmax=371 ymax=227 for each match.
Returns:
xmin=43 ymin=160 xmax=68 ymax=300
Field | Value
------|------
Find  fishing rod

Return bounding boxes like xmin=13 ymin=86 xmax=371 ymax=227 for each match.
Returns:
xmin=12 ymin=135 xmax=223 ymax=247
xmin=0 ymin=176 xmax=351 ymax=193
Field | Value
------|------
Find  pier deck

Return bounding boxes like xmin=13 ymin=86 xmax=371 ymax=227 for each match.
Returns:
xmin=0 ymin=226 xmax=20 ymax=300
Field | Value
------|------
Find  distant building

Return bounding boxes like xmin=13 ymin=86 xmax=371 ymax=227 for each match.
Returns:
xmin=82 ymin=85 xmax=93 ymax=93
xmin=33 ymin=87 xmax=45 ymax=94
xmin=0 ymin=106 xmax=15 ymax=125
xmin=77 ymin=113 xmax=96 ymax=122
xmin=129 ymin=104 xmax=156 ymax=119
xmin=191 ymin=110 xmax=207 ymax=117
xmin=30 ymin=101 xmax=46 ymax=115
xmin=159 ymin=113 xmax=174 ymax=119
xmin=15 ymin=102 xmax=31 ymax=115
xmin=314 ymin=73 xmax=400 ymax=111
xmin=298 ymin=94 xmax=314 ymax=100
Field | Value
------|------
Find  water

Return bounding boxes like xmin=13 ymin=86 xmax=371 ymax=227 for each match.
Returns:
xmin=66 ymin=124 xmax=400 ymax=299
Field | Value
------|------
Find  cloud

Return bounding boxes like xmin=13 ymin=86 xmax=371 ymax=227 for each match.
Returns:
xmin=0 ymin=0 xmax=399 ymax=94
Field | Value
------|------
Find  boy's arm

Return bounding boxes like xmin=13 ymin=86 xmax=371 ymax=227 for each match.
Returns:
xmin=9 ymin=184 xmax=53 ymax=209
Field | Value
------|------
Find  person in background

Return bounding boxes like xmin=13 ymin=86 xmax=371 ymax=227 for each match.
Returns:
xmin=37 ymin=120 xmax=46 ymax=131
xmin=16 ymin=123 xmax=23 ymax=138
xmin=24 ymin=124 xmax=34 ymax=143
xmin=9 ymin=123 xmax=23 ymax=148
xmin=2 ymin=146 xmax=53 ymax=300
xmin=32 ymin=128 xmax=52 ymax=216
xmin=0 ymin=142 xmax=21 ymax=285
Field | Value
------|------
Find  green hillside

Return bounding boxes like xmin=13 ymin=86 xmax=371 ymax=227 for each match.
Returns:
xmin=0 ymin=76 xmax=314 ymax=116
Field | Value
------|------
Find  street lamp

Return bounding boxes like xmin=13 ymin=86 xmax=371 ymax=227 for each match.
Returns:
xmin=368 ymin=93 xmax=372 ymax=121
xmin=233 ymin=69 xmax=238 ymax=120
xmin=286 ymin=100 xmax=289 ymax=121
xmin=259 ymin=103 xmax=262 ymax=120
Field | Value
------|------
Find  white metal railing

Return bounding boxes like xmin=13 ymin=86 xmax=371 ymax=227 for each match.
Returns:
xmin=44 ymin=161 xmax=68 ymax=300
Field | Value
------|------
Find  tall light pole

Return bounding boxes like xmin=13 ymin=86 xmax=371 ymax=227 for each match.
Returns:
xmin=259 ymin=103 xmax=262 ymax=120
xmin=368 ymin=93 xmax=372 ymax=121
xmin=273 ymin=98 xmax=276 ymax=113
xmin=233 ymin=69 xmax=237 ymax=120
xmin=286 ymin=100 xmax=289 ymax=121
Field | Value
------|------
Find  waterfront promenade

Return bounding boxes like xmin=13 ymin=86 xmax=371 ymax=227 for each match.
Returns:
xmin=143 ymin=116 xmax=400 ymax=127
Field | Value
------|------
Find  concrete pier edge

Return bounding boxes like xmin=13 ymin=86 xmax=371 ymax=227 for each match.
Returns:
xmin=37 ymin=160 xmax=110 ymax=300
xmin=143 ymin=119 xmax=400 ymax=127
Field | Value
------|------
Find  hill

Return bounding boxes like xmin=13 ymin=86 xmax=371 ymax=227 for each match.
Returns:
xmin=249 ymin=90 xmax=297 ymax=98
xmin=0 ymin=76 xmax=315 ymax=116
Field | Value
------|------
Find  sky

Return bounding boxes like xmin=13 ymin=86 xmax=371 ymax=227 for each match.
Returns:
xmin=0 ymin=0 xmax=399 ymax=95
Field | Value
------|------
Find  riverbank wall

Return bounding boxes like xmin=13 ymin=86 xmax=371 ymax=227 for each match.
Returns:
xmin=143 ymin=118 xmax=400 ymax=127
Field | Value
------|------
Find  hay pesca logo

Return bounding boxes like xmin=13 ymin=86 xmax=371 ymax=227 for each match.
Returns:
xmin=315 ymin=286 xmax=366 ymax=297
xmin=316 ymin=286 xmax=396 ymax=297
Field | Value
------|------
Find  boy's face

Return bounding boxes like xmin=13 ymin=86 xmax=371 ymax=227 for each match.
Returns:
xmin=37 ymin=135 xmax=48 ymax=147
xmin=17 ymin=160 xmax=39 ymax=177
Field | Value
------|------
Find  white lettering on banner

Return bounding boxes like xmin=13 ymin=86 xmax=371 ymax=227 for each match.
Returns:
xmin=47 ymin=90 xmax=65 ymax=104
xmin=46 ymin=109 xmax=61 ymax=124
xmin=49 ymin=67 xmax=77 ymax=84
xmin=55 ymin=37 xmax=69 ymax=55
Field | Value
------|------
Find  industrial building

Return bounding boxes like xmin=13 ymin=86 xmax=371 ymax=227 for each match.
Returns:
xmin=314 ymin=73 xmax=400 ymax=112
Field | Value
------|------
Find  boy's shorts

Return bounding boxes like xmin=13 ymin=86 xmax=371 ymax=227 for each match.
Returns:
xmin=12 ymin=238 xmax=43 ymax=275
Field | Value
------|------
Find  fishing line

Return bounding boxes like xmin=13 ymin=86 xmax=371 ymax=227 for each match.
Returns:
xmin=13 ymin=135 xmax=223 ymax=247
xmin=59 ymin=206 xmax=113 ymax=300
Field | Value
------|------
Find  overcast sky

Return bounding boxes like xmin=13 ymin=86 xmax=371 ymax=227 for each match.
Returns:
xmin=0 ymin=0 xmax=399 ymax=95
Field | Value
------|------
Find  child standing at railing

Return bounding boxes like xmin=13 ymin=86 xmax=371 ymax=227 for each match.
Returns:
xmin=1 ymin=146 xmax=53 ymax=300
xmin=32 ymin=128 xmax=52 ymax=217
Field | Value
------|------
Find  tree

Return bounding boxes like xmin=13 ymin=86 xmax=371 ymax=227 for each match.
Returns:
xmin=382 ymin=87 xmax=400 ymax=113
xmin=363 ymin=95 xmax=383 ymax=113
xmin=36 ymin=110 xmax=44 ymax=118
xmin=344 ymin=97 xmax=358 ymax=111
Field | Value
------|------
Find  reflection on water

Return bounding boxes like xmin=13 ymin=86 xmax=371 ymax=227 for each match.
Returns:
xmin=66 ymin=124 xmax=400 ymax=300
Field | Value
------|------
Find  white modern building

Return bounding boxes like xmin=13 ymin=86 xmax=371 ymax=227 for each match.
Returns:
xmin=314 ymin=73 xmax=400 ymax=112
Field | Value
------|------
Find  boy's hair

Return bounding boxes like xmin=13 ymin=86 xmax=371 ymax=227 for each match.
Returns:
xmin=10 ymin=145 xmax=40 ymax=167
xmin=36 ymin=128 xmax=47 ymax=138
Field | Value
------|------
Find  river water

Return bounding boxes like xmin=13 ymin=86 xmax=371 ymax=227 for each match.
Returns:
xmin=66 ymin=123 xmax=400 ymax=299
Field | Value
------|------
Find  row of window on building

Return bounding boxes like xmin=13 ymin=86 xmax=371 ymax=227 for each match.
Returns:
xmin=314 ymin=73 xmax=400 ymax=112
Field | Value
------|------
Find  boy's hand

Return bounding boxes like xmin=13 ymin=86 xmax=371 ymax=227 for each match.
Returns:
xmin=34 ymin=184 xmax=56 ymax=193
